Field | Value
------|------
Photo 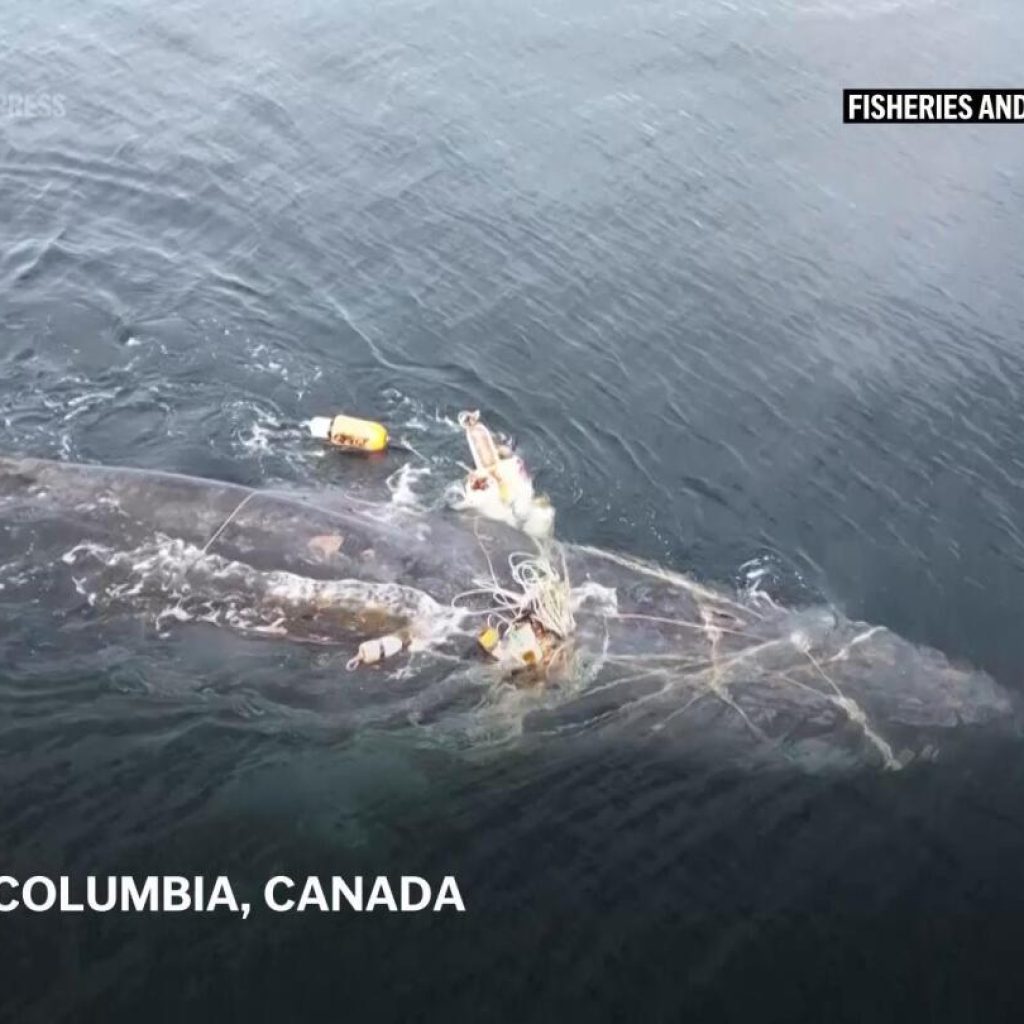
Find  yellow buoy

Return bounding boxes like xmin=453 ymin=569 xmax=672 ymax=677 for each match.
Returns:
xmin=309 ymin=414 xmax=389 ymax=452
xmin=477 ymin=626 xmax=501 ymax=655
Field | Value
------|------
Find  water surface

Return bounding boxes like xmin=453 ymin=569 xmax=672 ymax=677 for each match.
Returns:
xmin=3 ymin=0 xmax=1024 ymax=1019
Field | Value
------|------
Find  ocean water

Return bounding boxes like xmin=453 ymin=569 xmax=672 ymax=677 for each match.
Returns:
xmin=3 ymin=0 xmax=1024 ymax=1019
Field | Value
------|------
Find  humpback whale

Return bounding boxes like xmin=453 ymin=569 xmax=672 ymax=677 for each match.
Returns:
xmin=0 ymin=455 xmax=1015 ymax=769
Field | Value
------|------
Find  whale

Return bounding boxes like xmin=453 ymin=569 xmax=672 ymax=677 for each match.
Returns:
xmin=0 ymin=454 xmax=1016 ymax=770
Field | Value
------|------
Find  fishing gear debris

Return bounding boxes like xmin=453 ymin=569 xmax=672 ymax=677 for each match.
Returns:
xmin=346 ymin=632 xmax=407 ymax=671
xmin=309 ymin=412 xmax=389 ymax=452
xmin=455 ymin=410 xmax=554 ymax=538
xmin=453 ymin=543 xmax=575 ymax=672
xmin=304 ymin=405 xmax=566 ymax=673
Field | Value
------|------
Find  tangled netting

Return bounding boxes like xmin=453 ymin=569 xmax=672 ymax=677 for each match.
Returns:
xmin=573 ymin=547 xmax=901 ymax=769
xmin=451 ymin=530 xmax=575 ymax=640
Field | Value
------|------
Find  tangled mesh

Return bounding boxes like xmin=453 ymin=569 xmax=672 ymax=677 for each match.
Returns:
xmin=452 ymin=535 xmax=575 ymax=639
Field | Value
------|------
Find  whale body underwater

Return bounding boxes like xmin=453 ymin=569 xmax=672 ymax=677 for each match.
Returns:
xmin=0 ymin=455 xmax=1016 ymax=770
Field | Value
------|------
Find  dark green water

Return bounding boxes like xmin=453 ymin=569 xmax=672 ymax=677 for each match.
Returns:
xmin=4 ymin=0 xmax=1024 ymax=1019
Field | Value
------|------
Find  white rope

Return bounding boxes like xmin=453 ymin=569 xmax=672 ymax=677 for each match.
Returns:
xmin=179 ymin=490 xmax=261 ymax=596
xmin=200 ymin=490 xmax=259 ymax=557
xmin=452 ymin=540 xmax=575 ymax=639
xmin=799 ymin=648 xmax=900 ymax=770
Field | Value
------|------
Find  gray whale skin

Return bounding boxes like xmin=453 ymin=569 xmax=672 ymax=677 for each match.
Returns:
xmin=0 ymin=455 xmax=1015 ymax=770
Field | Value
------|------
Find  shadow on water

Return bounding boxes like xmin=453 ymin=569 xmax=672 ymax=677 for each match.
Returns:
xmin=4 ymin=728 xmax=1024 ymax=1022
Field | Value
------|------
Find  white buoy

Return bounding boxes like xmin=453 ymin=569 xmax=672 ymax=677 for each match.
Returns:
xmin=346 ymin=633 xmax=405 ymax=671
xmin=308 ymin=416 xmax=333 ymax=440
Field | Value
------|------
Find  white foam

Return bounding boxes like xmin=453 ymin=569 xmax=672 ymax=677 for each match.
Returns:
xmin=386 ymin=463 xmax=433 ymax=508
xmin=238 ymin=417 xmax=278 ymax=453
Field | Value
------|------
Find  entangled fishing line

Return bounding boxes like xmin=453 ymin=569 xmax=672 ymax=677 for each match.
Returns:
xmin=452 ymin=542 xmax=575 ymax=638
